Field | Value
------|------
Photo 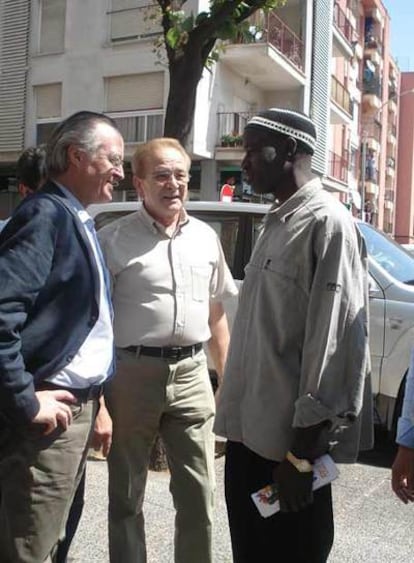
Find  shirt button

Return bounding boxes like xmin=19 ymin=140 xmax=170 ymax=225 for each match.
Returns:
xmin=66 ymin=354 xmax=74 ymax=362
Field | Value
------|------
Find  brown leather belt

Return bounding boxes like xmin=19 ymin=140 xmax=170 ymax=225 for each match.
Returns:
xmin=37 ymin=382 xmax=103 ymax=401
xmin=124 ymin=343 xmax=203 ymax=361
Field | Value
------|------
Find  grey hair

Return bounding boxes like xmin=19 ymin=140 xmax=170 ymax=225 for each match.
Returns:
xmin=46 ymin=111 xmax=120 ymax=176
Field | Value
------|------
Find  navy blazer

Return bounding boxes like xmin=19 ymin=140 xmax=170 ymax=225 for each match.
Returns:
xmin=0 ymin=182 xmax=102 ymax=426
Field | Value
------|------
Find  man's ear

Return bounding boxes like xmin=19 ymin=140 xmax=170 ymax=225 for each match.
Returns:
xmin=18 ymin=183 xmax=32 ymax=199
xmin=286 ymin=138 xmax=297 ymax=161
xmin=133 ymin=175 xmax=145 ymax=200
xmin=67 ymin=145 xmax=84 ymax=168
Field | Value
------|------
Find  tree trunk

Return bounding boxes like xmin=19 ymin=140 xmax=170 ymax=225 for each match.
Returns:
xmin=163 ymin=44 xmax=206 ymax=147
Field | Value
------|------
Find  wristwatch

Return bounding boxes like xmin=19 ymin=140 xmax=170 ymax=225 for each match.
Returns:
xmin=286 ymin=451 xmax=314 ymax=473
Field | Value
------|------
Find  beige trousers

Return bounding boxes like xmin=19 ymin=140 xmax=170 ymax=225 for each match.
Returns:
xmin=0 ymin=399 xmax=97 ymax=563
xmin=106 ymin=348 xmax=216 ymax=563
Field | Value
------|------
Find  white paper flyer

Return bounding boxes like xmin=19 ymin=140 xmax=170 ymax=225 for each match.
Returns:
xmin=251 ymin=454 xmax=339 ymax=518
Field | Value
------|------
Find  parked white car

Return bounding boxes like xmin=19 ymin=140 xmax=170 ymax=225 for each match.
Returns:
xmin=89 ymin=200 xmax=414 ymax=435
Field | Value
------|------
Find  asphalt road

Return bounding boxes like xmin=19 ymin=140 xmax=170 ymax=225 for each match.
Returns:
xmin=69 ymin=434 xmax=414 ymax=562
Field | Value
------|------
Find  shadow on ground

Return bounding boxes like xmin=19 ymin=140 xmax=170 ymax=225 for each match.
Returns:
xmin=357 ymin=426 xmax=397 ymax=469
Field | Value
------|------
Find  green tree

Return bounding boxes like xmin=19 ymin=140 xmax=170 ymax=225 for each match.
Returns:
xmin=155 ymin=0 xmax=286 ymax=146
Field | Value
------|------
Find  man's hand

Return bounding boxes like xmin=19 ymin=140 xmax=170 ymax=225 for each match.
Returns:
xmin=272 ymin=458 xmax=314 ymax=512
xmin=392 ymin=445 xmax=414 ymax=503
xmin=32 ymin=390 xmax=77 ymax=435
xmin=91 ymin=397 xmax=112 ymax=457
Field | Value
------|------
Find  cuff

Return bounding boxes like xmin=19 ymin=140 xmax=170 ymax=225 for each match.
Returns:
xmin=396 ymin=417 xmax=414 ymax=448
xmin=293 ymin=393 xmax=356 ymax=429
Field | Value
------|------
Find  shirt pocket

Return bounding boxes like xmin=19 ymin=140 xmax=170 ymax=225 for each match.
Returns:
xmin=191 ymin=266 xmax=211 ymax=302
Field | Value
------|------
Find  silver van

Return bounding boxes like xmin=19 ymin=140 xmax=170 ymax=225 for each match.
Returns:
xmin=89 ymin=201 xmax=414 ymax=435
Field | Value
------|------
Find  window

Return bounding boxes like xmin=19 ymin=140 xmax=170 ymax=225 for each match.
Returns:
xmin=109 ymin=1 xmax=161 ymax=43
xmin=113 ymin=113 xmax=164 ymax=143
xmin=39 ymin=0 xmax=66 ymax=53
xmin=35 ymin=83 xmax=62 ymax=143
xmin=105 ymin=73 xmax=164 ymax=143
xmin=105 ymin=73 xmax=164 ymax=112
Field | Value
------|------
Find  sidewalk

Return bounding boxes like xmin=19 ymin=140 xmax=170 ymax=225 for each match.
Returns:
xmin=69 ymin=456 xmax=233 ymax=562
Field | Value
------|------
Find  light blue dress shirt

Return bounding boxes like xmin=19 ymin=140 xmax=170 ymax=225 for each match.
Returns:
xmin=397 ymin=347 xmax=414 ymax=448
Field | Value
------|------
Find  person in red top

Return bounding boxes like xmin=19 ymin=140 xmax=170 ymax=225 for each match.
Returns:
xmin=220 ymin=177 xmax=236 ymax=202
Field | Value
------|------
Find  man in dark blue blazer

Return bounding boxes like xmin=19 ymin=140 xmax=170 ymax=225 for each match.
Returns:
xmin=0 ymin=111 xmax=124 ymax=562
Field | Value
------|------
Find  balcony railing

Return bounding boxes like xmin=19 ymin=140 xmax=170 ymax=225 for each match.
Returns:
xmin=385 ymin=189 xmax=395 ymax=202
xmin=362 ymin=119 xmax=381 ymax=143
xmin=388 ymin=124 xmax=397 ymax=137
xmin=217 ymin=112 xmax=252 ymax=146
xmin=364 ymin=35 xmax=383 ymax=56
xmin=333 ymin=1 xmax=356 ymax=43
xmin=363 ymin=77 xmax=382 ymax=97
xmin=387 ymin=157 xmax=396 ymax=169
xmin=331 ymin=76 xmax=353 ymax=116
xmin=329 ymin=150 xmax=349 ymax=183
xmin=237 ymin=11 xmax=304 ymax=71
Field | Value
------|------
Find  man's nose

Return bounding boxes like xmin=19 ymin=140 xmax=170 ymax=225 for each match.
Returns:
xmin=166 ymin=174 xmax=180 ymax=188
xmin=114 ymin=163 xmax=125 ymax=180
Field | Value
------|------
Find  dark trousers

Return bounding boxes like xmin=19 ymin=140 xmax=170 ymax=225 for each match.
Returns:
xmin=225 ymin=441 xmax=334 ymax=563
xmin=56 ymin=470 xmax=86 ymax=563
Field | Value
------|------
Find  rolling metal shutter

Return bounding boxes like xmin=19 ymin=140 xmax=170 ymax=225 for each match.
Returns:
xmin=0 ymin=0 xmax=30 ymax=152
xmin=310 ymin=0 xmax=333 ymax=176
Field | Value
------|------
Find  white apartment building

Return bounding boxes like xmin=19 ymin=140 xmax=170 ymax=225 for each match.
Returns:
xmin=0 ymin=0 xmax=367 ymax=213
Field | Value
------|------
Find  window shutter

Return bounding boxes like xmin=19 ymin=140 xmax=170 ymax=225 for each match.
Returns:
xmin=39 ymin=0 xmax=66 ymax=54
xmin=105 ymin=73 xmax=164 ymax=112
xmin=35 ymin=84 xmax=62 ymax=119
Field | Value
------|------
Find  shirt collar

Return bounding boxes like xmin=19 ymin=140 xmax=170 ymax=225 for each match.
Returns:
xmin=269 ymin=177 xmax=323 ymax=223
xmin=139 ymin=202 xmax=189 ymax=236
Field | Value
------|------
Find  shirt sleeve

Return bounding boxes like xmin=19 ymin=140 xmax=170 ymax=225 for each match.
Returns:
xmin=209 ymin=234 xmax=238 ymax=302
xmin=293 ymin=220 xmax=370 ymax=430
xmin=397 ymin=347 xmax=414 ymax=448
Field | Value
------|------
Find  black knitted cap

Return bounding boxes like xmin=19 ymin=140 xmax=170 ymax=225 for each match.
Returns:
xmin=245 ymin=108 xmax=317 ymax=154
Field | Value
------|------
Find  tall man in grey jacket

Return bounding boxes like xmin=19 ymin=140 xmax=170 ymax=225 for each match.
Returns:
xmin=215 ymin=108 xmax=373 ymax=563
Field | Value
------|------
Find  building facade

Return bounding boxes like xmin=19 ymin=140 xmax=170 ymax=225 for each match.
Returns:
xmin=0 ymin=0 xmax=401 ymax=230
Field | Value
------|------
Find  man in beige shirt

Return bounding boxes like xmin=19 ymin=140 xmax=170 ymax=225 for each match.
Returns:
xmin=99 ymin=138 xmax=237 ymax=563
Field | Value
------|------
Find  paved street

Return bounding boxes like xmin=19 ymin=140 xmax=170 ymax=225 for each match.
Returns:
xmin=69 ymin=438 xmax=414 ymax=562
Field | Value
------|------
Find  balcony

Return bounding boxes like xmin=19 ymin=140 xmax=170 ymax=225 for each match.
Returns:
xmin=215 ymin=111 xmax=250 ymax=159
xmin=362 ymin=119 xmax=381 ymax=152
xmin=364 ymin=36 xmax=383 ymax=66
xmin=362 ymin=77 xmax=382 ymax=110
xmin=220 ymin=11 xmax=305 ymax=91
xmin=329 ymin=150 xmax=349 ymax=184
xmin=385 ymin=189 xmax=395 ymax=202
xmin=387 ymin=124 xmax=397 ymax=146
xmin=330 ymin=76 xmax=353 ymax=123
xmin=333 ymin=1 xmax=357 ymax=47
xmin=386 ymin=156 xmax=396 ymax=177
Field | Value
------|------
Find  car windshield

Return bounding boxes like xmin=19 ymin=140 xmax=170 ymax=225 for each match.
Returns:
xmin=358 ymin=222 xmax=414 ymax=285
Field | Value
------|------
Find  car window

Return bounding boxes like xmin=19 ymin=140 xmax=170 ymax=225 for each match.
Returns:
xmin=358 ymin=222 xmax=414 ymax=285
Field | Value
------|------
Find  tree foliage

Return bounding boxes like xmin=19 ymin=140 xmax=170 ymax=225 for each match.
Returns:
xmin=153 ymin=0 xmax=286 ymax=145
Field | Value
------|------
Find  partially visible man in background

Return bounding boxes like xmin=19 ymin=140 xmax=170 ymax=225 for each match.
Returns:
xmin=392 ymin=348 xmax=414 ymax=504
xmin=0 ymin=145 xmax=47 ymax=232
xmin=0 ymin=111 xmax=123 ymax=562
xmin=99 ymin=137 xmax=237 ymax=563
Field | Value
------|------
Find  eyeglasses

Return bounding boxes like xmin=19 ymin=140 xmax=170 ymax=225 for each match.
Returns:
xmin=107 ymin=154 xmax=124 ymax=169
xmin=151 ymin=169 xmax=190 ymax=184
